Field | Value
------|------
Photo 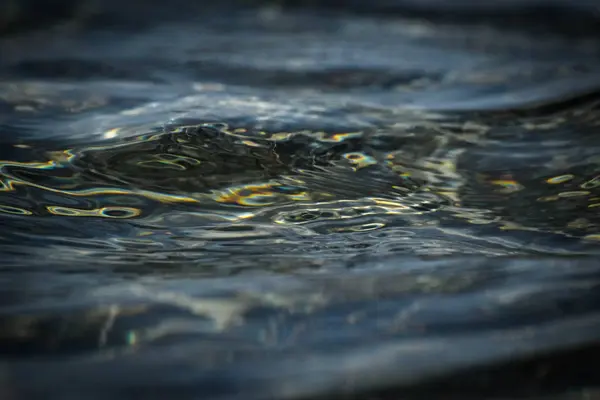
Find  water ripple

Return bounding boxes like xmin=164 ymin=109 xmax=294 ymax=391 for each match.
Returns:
xmin=1 ymin=3 xmax=600 ymax=399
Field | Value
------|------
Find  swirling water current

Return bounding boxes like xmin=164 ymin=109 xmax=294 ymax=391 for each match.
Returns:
xmin=1 ymin=1 xmax=600 ymax=399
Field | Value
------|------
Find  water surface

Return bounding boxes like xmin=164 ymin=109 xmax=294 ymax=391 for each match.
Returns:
xmin=1 ymin=1 xmax=600 ymax=399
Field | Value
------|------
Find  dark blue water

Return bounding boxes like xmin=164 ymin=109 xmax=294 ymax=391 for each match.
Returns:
xmin=1 ymin=1 xmax=600 ymax=399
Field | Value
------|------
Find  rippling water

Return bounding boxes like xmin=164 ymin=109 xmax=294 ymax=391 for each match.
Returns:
xmin=1 ymin=1 xmax=600 ymax=399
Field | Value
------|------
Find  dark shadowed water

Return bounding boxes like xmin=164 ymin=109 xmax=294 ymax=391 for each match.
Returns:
xmin=1 ymin=1 xmax=600 ymax=399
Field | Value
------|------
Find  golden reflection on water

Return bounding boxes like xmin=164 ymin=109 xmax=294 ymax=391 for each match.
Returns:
xmin=212 ymin=181 xmax=312 ymax=207
xmin=46 ymin=206 xmax=142 ymax=219
xmin=0 ymin=120 xmax=599 ymax=242
xmin=0 ymin=205 xmax=33 ymax=215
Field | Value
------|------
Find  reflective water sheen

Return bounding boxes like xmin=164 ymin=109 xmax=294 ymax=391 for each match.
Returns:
xmin=1 ymin=1 xmax=600 ymax=399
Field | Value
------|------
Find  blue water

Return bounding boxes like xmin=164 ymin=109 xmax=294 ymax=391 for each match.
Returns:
xmin=0 ymin=1 xmax=599 ymax=399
